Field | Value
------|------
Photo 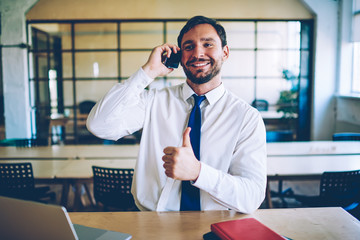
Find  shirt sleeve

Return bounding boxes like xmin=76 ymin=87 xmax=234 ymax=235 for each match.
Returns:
xmin=193 ymin=111 xmax=267 ymax=214
xmin=86 ymin=68 xmax=154 ymax=140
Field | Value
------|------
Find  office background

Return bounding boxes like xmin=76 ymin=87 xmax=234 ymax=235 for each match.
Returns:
xmin=1 ymin=0 xmax=360 ymax=144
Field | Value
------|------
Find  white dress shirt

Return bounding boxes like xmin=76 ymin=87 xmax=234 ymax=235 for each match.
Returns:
xmin=87 ymin=68 xmax=267 ymax=213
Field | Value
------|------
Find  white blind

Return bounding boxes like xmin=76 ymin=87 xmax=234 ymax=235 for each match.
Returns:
xmin=354 ymin=0 xmax=360 ymax=42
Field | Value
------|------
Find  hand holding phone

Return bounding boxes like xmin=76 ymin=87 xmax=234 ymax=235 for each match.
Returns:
xmin=163 ymin=51 xmax=181 ymax=69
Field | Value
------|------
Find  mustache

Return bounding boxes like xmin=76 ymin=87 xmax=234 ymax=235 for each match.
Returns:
xmin=185 ymin=58 xmax=213 ymax=66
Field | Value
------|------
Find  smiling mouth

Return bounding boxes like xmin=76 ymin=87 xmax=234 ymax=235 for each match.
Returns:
xmin=188 ymin=60 xmax=211 ymax=68
xmin=192 ymin=62 xmax=209 ymax=67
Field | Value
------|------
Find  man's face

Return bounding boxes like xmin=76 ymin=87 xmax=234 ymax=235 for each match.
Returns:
xmin=180 ymin=24 xmax=228 ymax=85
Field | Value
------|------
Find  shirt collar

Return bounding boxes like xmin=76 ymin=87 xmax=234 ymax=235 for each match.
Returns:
xmin=182 ymin=81 xmax=225 ymax=105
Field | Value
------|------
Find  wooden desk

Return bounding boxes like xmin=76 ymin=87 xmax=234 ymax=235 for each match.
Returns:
xmin=69 ymin=208 xmax=360 ymax=240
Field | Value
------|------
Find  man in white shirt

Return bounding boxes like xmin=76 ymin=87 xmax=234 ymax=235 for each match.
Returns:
xmin=87 ymin=16 xmax=267 ymax=213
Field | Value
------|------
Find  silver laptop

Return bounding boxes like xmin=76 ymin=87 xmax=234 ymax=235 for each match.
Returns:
xmin=0 ymin=196 xmax=132 ymax=240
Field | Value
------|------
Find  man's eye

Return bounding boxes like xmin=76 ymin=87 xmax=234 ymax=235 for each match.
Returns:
xmin=184 ymin=45 xmax=193 ymax=50
xmin=204 ymin=43 xmax=213 ymax=47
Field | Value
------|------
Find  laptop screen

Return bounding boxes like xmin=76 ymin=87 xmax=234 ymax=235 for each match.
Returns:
xmin=0 ymin=196 xmax=131 ymax=240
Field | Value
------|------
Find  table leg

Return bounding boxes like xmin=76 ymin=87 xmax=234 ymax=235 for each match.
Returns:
xmin=83 ymin=183 xmax=96 ymax=207
xmin=73 ymin=181 xmax=83 ymax=211
xmin=266 ymin=181 xmax=273 ymax=209
xmin=61 ymin=179 xmax=71 ymax=208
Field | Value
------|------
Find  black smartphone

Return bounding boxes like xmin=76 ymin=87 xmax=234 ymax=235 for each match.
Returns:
xmin=163 ymin=51 xmax=181 ymax=69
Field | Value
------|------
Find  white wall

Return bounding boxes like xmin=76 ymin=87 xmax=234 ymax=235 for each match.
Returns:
xmin=26 ymin=0 xmax=312 ymax=20
xmin=0 ymin=0 xmax=38 ymax=138
xmin=302 ymin=0 xmax=339 ymax=140
xmin=335 ymin=0 xmax=360 ymax=133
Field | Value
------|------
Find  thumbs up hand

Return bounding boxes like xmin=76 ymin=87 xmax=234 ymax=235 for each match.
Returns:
xmin=162 ymin=127 xmax=201 ymax=181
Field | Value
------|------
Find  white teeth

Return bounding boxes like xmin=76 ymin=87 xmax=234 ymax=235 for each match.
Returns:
xmin=193 ymin=62 xmax=208 ymax=67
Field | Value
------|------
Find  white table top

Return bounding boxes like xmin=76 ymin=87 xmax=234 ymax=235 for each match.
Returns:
xmin=55 ymin=159 xmax=136 ymax=179
xmin=0 ymin=144 xmax=140 ymax=159
xmin=267 ymin=154 xmax=360 ymax=177
xmin=3 ymin=154 xmax=359 ymax=180
xmin=267 ymin=141 xmax=360 ymax=156
xmin=1 ymin=141 xmax=359 ymax=160
xmin=1 ymin=141 xmax=359 ymax=180
xmin=0 ymin=160 xmax=69 ymax=179
xmin=0 ymin=159 xmax=136 ymax=180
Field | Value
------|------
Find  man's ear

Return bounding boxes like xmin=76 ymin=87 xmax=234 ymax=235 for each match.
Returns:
xmin=222 ymin=45 xmax=230 ymax=61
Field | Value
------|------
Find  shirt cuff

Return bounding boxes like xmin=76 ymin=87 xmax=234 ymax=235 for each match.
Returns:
xmin=192 ymin=162 xmax=220 ymax=192
xmin=127 ymin=67 xmax=154 ymax=91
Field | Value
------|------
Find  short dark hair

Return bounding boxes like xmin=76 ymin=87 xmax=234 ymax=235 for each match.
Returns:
xmin=177 ymin=16 xmax=227 ymax=48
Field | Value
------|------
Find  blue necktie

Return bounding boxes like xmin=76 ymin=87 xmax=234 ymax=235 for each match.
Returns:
xmin=180 ymin=94 xmax=206 ymax=211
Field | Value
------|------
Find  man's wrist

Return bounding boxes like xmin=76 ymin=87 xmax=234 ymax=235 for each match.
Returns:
xmin=141 ymin=64 xmax=157 ymax=79
xmin=191 ymin=161 xmax=201 ymax=183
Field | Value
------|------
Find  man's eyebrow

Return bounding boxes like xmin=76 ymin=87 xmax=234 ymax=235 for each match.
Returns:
xmin=200 ymin=37 xmax=216 ymax=42
xmin=182 ymin=37 xmax=216 ymax=46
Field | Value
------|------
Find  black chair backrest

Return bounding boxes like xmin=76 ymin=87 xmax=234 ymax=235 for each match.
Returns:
xmin=0 ymin=163 xmax=35 ymax=200
xmin=92 ymin=166 xmax=135 ymax=210
xmin=320 ymin=170 xmax=360 ymax=207
xmin=79 ymin=100 xmax=96 ymax=114
xmin=332 ymin=133 xmax=360 ymax=141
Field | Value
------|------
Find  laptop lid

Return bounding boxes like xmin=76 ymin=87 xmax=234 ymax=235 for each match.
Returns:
xmin=0 ymin=196 xmax=132 ymax=240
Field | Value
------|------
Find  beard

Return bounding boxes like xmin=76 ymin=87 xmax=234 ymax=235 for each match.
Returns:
xmin=182 ymin=58 xmax=222 ymax=85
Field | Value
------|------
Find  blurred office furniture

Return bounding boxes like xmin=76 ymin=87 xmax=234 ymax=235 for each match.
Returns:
xmin=266 ymin=130 xmax=294 ymax=142
xmin=76 ymin=100 xmax=101 ymax=144
xmin=291 ymin=170 xmax=360 ymax=219
xmin=266 ymin=130 xmax=294 ymax=207
xmin=92 ymin=166 xmax=138 ymax=211
xmin=79 ymin=100 xmax=96 ymax=115
xmin=333 ymin=132 xmax=360 ymax=141
xmin=0 ymin=162 xmax=55 ymax=202
xmin=0 ymin=138 xmax=48 ymax=147
xmin=15 ymin=138 xmax=49 ymax=147
xmin=48 ymin=114 xmax=69 ymax=145
xmin=252 ymin=99 xmax=269 ymax=111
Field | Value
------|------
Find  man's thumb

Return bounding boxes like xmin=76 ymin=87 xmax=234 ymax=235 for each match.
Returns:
xmin=182 ymin=127 xmax=192 ymax=147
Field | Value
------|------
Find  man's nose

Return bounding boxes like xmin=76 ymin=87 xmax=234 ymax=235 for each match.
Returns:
xmin=193 ymin=46 xmax=205 ymax=59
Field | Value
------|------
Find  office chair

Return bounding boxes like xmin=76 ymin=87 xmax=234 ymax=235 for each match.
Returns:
xmin=0 ymin=163 xmax=55 ymax=203
xmin=251 ymin=99 xmax=269 ymax=111
xmin=92 ymin=166 xmax=138 ymax=211
xmin=332 ymin=132 xmax=360 ymax=141
xmin=292 ymin=170 xmax=360 ymax=219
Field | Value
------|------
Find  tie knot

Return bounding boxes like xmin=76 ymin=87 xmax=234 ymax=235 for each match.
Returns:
xmin=193 ymin=94 xmax=206 ymax=107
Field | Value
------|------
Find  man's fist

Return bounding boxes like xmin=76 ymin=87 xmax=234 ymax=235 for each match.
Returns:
xmin=162 ymin=127 xmax=201 ymax=181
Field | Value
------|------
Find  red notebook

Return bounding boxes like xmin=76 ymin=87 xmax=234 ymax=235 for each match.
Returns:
xmin=210 ymin=218 xmax=285 ymax=240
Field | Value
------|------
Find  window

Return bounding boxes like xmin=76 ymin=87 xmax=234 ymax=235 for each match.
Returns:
xmin=27 ymin=19 xmax=313 ymax=143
